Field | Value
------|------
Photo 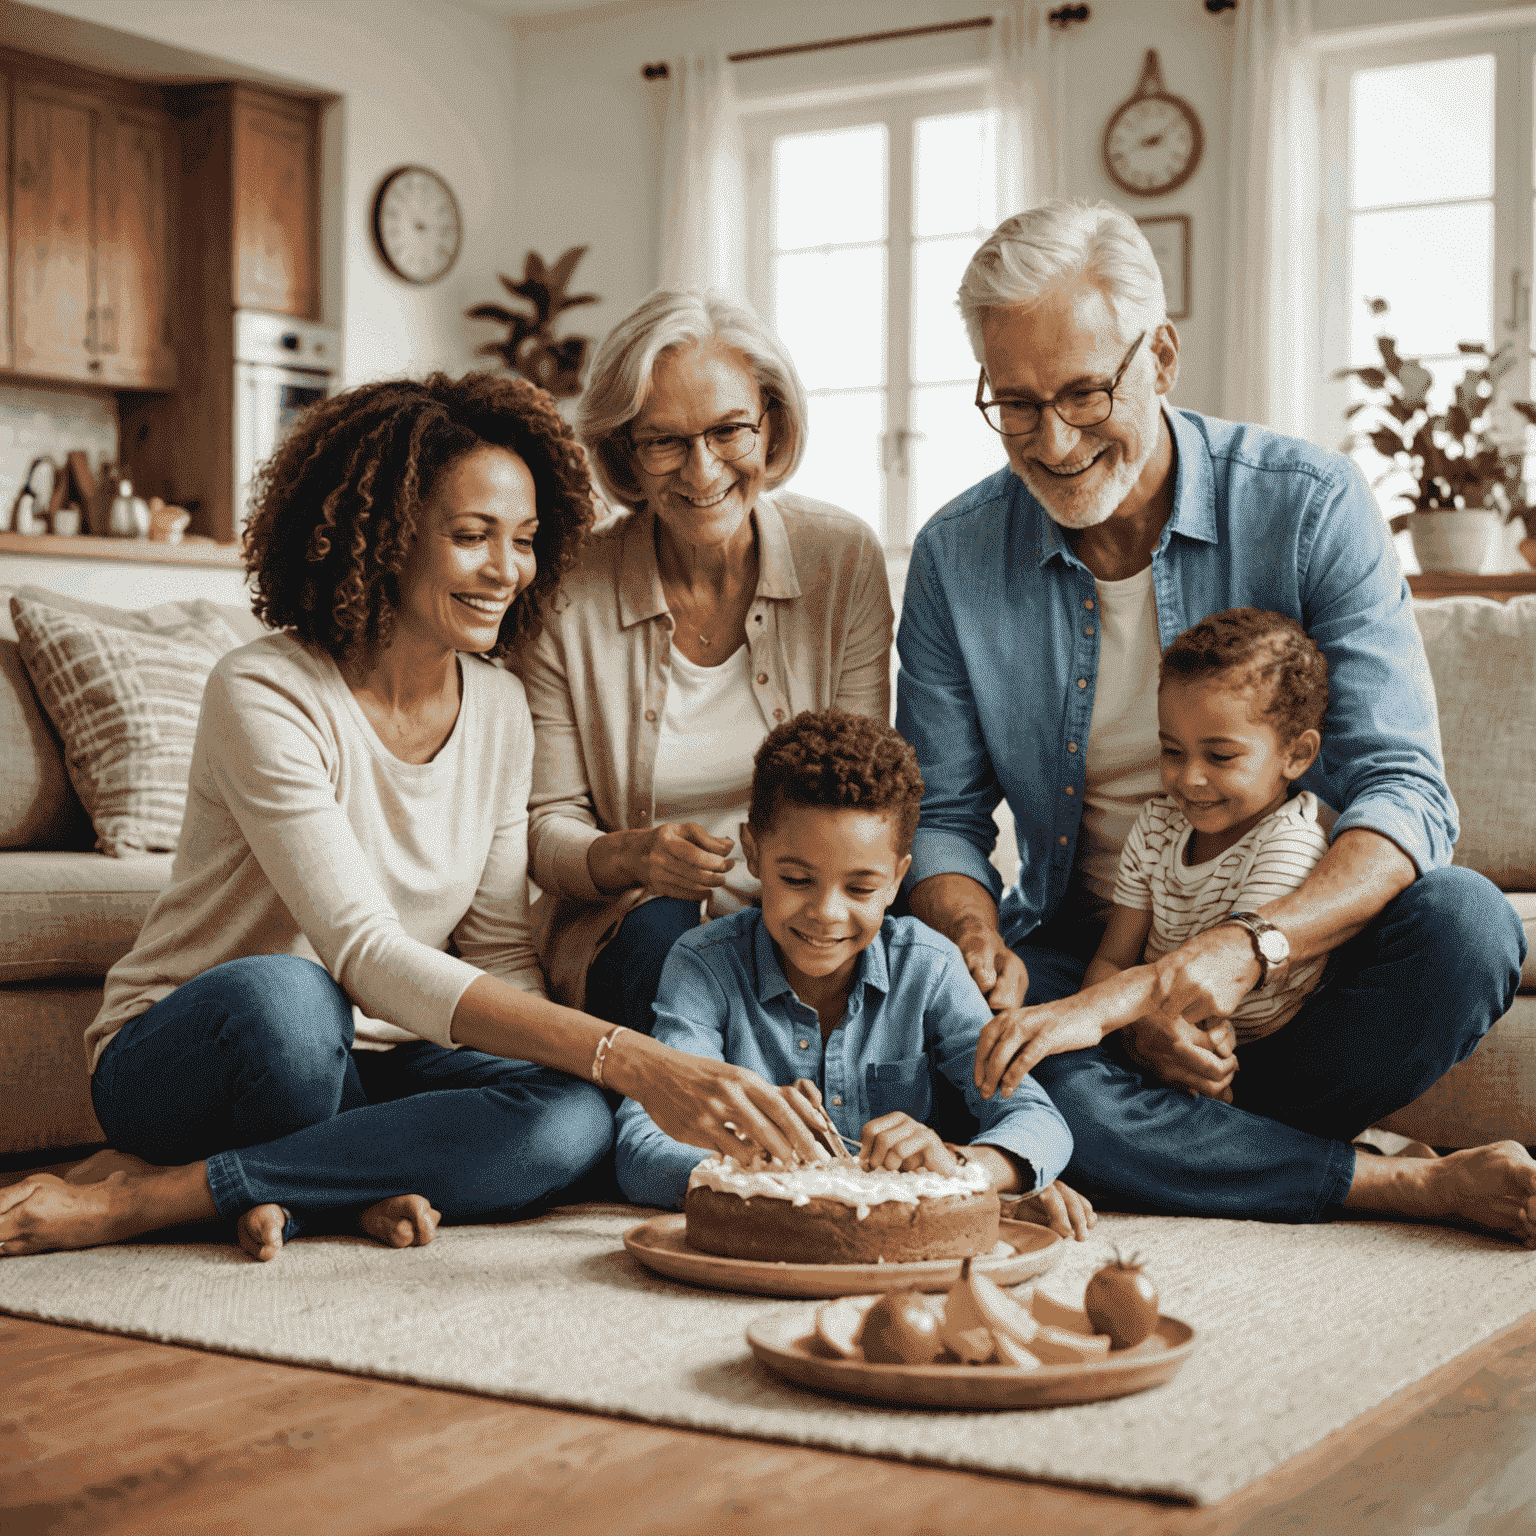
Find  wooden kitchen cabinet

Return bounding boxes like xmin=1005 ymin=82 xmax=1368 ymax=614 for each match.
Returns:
xmin=0 ymin=74 xmax=10 ymax=371
xmin=231 ymin=87 xmax=320 ymax=318
xmin=7 ymin=71 xmax=177 ymax=390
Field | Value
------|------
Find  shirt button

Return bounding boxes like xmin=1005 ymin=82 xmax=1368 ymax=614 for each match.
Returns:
xmin=1076 ymin=678 xmax=1087 ymax=690
xmin=1084 ymin=625 xmax=1095 ymax=636
xmin=773 ymin=708 xmax=785 ymax=721
xmin=1084 ymin=598 xmax=1095 ymax=610
xmin=1058 ymin=835 xmax=1069 ymax=846
xmin=756 ymin=672 xmax=768 ymax=684
xmin=1067 ymin=742 xmax=1078 ymax=753
xmin=1065 ymin=785 xmax=1074 ymax=795
xmin=831 ymin=1096 xmax=842 ymax=1106
xmin=644 ymin=709 xmax=657 ymax=723
xmin=797 ymin=1039 xmax=808 ymax=1049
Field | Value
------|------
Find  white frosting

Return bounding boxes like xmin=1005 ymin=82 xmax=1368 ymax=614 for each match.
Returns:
xmin=688 ymin=1155 xmax=993 ymax=1210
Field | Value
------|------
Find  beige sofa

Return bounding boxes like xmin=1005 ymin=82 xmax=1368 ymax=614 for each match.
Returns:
xmin=1 ymin=586 xmax=1532 ymax=1160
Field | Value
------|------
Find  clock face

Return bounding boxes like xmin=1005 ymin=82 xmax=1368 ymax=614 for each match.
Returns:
xmin=373 ymin=166 xmax=463 ymax=284
xmin=1103 ymin=95 xmax=1203 ymax=197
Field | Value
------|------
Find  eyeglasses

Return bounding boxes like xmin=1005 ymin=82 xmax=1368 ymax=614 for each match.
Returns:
xmin=975 ymin=331 xmax=1147 ymax=438
xmin=628 ymin=408 xmax=772 ymax=474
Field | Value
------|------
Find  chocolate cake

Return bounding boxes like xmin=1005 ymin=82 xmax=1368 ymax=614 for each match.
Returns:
xmin=684 ymin=1155 xmax=1001 ymax=1265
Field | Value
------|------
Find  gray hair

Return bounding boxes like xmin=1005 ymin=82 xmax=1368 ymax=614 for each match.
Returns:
xmin=957 ymin=200 xmax=1168 ymax=360
xmin=578 ymin=289 xmax=809 ymax=509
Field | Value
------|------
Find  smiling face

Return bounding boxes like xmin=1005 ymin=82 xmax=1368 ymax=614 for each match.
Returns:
xmin=1157 ymin=674 xmax=1321 ymax=860
xmin=742 ymin=804 xmax=911 ymax=1004
xmin=392 ymin=445 xmax=539 ymax=658
xmin=979 ymin=279 xmax=1177 ymax=531
xmin=629 ymin=341 xmax=770 ymax=553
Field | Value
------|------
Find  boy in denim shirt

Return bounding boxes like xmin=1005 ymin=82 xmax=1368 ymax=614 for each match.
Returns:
xmin=615 ymin=709 xmax=1094 ymax=1240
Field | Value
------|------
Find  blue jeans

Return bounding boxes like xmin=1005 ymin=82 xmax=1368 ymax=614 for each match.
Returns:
xmin=1024 ymin=866 xmax=1526 ymax=1222
xmin=584 ymin=897 xmax=702 ymax=1037
xmin=91 ymin=955 xmax=614 ymax=1240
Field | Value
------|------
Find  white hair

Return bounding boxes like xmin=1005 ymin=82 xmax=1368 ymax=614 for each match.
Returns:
xmin=957 ymin=199 xmax=1168 ymax=359
xmin=577 ymin=288 xmax=809 ymax=510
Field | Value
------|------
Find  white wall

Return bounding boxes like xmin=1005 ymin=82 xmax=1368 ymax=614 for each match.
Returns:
xmin=26 ymin=0 xmax=522 ymax=388
xmin=513 ymin=0 xmax=1235 ymax=418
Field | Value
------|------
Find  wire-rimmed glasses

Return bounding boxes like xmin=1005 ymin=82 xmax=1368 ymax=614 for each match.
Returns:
xmin=628 ymin=408 xmax=772 ymax=474
xmin=975 ymin=331 xmax=1147 ymax=438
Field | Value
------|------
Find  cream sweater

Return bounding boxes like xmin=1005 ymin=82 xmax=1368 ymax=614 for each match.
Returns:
xmin=88 ymin=632 xmax=544 ymax=1072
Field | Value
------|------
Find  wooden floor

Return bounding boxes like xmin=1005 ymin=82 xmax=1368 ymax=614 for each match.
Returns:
xmin=4 ymin=1180 xmax=1535 ymax=1534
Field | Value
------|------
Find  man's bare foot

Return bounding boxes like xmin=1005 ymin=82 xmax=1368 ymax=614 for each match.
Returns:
xmin=237 ymin=1203 xmax=290 ymax=1263
xmin=1346 ymin=1140 xmax=1536 ymax=1247
xmin=359 ymin=1194 xmax=440 ymax=1250
xmin=0 ymin=1164 xmax=215 ymax=1256
xmin=65 ymin=1149 xmax=155 ymax=1185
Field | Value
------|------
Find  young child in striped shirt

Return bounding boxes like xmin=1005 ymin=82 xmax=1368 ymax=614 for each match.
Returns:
xmin=979 ymin=608 xmax=1331 ymax=1100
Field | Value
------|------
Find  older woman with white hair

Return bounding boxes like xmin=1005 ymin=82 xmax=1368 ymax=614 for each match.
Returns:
xmin=521 ymin=289 xmax=893 ymax=1034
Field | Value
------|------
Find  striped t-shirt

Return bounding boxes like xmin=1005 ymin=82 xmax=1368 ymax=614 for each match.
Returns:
xmin=1111 ymin=791 xmax=1331 ymax=1042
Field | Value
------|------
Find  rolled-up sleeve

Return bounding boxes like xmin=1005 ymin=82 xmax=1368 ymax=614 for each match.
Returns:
xmin=895 ymin=536 xmax=1007 ymax=900
xmin=1299 ymin=461 xmax=1456 ymax=873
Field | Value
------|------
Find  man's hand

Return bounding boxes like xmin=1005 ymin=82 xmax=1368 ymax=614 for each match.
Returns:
xmin=1141 ymin=921 xmax=1263 ymax=1030
xmin=859 ymin=1112 xmax=961 ymax=1175
xmin=1121 ymin=1013 xmax=1238 ymax=1100
xmin=953 ymin=918 xmax=1030 ymax=1010
xmin=974 ymin=1000 xmax=1108 ymax=1099
xmin=1005 ymin=1179 xmax=1096 ymax=1241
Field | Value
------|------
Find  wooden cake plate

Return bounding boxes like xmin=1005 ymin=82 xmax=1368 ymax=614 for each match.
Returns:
xmin=621 ymin=1215 xmax=1061 ymax=1298
xmin=746 ymin=1295 xmax=1196 ymax=1408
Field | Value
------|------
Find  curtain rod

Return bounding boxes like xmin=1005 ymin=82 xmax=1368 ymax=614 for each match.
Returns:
xmin=640 ymin=16 xmax=995 ymax=80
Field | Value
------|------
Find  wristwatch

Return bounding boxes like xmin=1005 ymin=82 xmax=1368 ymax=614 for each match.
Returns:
xmin=1222 ymin=910 xmax=1290 ymax=993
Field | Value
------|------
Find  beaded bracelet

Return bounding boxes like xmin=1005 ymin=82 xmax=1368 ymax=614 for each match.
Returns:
xmin=591 ymin=1024 xmax=629 ymax=1088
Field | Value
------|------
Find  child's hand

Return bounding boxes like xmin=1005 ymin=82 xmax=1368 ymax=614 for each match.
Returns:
xmin=975 ymin=1002 xmax=1107 ymax=1100
xmin=859 ymin=1112 xmax=961 ymax=1175
xmin=1005 ymin=1179 xmax=1096 ymax=1241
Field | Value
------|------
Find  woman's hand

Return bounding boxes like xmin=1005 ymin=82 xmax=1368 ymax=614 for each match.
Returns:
xmin=859 ymin=1112 xmax=960 ymax=1175
xmin=587 ymin=823 xmax=735 ymax=900
xmin=1005 ymin=1179 xmax=1096 ymax=1241
xmin=606 ymin=1032 xmax=824 ymax=1166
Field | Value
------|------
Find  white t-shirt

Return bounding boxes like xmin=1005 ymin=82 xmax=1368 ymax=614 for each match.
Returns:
xmin=653 ymin=644 xmax=761 ymax=918
xmin=1112 ymin=791 xmax=1332 ymax=1043
xmin=1075 ymin=564 xmax=1164 ymax=902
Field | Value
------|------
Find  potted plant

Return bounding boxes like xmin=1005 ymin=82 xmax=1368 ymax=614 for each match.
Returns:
xmin=1335 ymin=298 xmax=1536 ymax=573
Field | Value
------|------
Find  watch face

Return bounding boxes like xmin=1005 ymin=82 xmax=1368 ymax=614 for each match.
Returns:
xmin=1103 ymin=96 xmax=1202 ymax=196
xmin=373 ymin=166 xmax=463 ymax=284
xmin=1257 ymin=929 xmax=1290 ymax=964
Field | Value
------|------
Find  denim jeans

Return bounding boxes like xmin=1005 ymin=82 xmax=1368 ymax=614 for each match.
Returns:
xmin=583 ymin=897 xmax=703 ymax=1037
xmin=1023 ymin=866 xmax=1526 ymax=1222
xmin=91 ymin=954 xmax=614 ymax=1240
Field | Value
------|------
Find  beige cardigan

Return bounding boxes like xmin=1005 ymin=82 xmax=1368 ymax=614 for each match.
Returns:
xmin=520 ymin=491 xmax=894 ymax=1008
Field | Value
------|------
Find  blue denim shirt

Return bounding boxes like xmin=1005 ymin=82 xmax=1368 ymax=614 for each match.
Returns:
xmin=613 ymin=909 xmax=1074 ymax=1209
xmin=896 ymin=406 xmax=1454 ymax=951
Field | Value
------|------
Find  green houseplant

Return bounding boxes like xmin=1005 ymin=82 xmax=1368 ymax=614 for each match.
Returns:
xmin=1335 ymin=297 xmax=1536 ymax=573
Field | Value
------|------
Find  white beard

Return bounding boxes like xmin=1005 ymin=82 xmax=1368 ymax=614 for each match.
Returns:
xmin=1015 ymin=438 xmax=1150 ymax=531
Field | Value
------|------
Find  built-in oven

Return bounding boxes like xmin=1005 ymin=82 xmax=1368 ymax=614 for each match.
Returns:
xmin=233 ymin=310 xmax=339 ymax=532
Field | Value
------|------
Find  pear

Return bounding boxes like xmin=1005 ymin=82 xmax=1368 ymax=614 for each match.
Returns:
xmin=856 ymin=1288 xmax=947 ymax=1365
xmin=815 ymin=1295 xmax=867 ymax=1360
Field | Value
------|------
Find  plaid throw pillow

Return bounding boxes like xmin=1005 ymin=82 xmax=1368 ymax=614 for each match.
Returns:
xmin=10 ymin=595 xmax=248 ymax=857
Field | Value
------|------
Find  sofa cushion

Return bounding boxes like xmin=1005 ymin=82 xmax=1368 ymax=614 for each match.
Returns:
xmin=11 ymin=594 xmax=248 ymax=857
xmin=1510 ymin=891 xmax=1536 ymax=993
xmin=0 ymin=849 xmax=175 ymax=982
xmin=1413 ymin=596 xmax=1536 ymax=890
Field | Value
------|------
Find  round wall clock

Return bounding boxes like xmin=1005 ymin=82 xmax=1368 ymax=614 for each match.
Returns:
xmin=372 ymin=165 xmax=463 ymax=284
xmin=1102 ymin=50 xmax=1204 ymax=198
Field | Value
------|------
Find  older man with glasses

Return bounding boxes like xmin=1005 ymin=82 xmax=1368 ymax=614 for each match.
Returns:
xmin=896 ymin=198 xmax=1534 ymax=1244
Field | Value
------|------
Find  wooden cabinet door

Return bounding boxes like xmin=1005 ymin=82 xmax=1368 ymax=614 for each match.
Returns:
xmin=12 ymin=84 xmax=99 ymax=382
xmin=232 ymin=93 xmax=318 ymax=317
xmin=0 ymin=76 xmax=11 ymax=370
xmin=94 ymin=106 xmax=178 ymax=388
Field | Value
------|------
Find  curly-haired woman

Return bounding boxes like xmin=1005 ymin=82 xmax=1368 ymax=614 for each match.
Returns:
xmin=0 ymin=373 xmax=822 ymax=1262
xmin=523 ymin=290 xmax=894 ymax=1040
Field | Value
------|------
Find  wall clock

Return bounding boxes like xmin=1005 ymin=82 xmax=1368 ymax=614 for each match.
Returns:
xmin=1101 ymin=50 xmax=1204 ymax=198
xmin=372 ymin=165 xmax=463 ymax=284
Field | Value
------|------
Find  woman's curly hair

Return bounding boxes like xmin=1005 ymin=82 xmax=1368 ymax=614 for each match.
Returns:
xmin=1159 ymin=607 xmax=1329 ymax=741
xmin=748 ymin=709 xmax=925 ymax=855
xmin=243 ymin=371 xmax=595 ymax=661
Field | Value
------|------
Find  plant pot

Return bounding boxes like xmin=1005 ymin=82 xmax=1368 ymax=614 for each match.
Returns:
xmin=1408 ymin=509 xmax=1505 ymax=574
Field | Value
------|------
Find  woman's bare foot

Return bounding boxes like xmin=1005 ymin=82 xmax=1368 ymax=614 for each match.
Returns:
xmin=1346 ymin=1139 xmax=1536 ymax=1247
xmin=65 ymin=1149 xmax=156 ymax=1184
xmin=237 ymin=1203 xmax=290 ymax=1263
xmin=0 ymin=1163 xmax=215 ymax=1256
xmin=359 ymin=1194 xmax=440 ymax=1250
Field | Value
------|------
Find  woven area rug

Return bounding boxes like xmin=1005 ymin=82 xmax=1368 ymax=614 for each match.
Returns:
xmin=2 ymin=1203 xmax=1532 ymax=1506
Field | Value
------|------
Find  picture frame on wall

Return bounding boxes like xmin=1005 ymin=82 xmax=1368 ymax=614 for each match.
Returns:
xmin=1137 ymin=215 xmax=1191 ymax=321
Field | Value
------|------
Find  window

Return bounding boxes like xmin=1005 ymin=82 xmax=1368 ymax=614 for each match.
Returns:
xmin=1321 ymin=29 xmax=1535 ymax=519
xmin=745 ymin=83 xmax=1007 ymax=550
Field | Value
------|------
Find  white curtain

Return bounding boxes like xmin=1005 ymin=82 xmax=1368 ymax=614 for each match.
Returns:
xmin=987 ymin=4 xmax=1062 ymax=218
xmin=1219 ymin=0 xmax=1320 ymax=439
xmin=657 ymin=54 xmax=747 ymax=300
